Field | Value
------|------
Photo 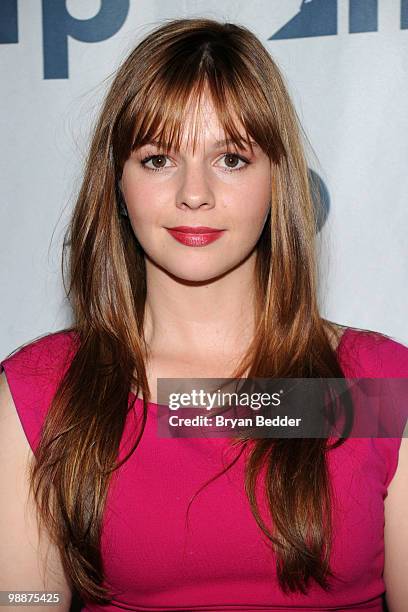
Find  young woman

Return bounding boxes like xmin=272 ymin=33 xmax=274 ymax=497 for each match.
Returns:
xmin=1 ymin=17 xmax=407 ymax=612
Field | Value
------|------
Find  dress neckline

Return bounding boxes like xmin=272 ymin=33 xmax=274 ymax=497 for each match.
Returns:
xmin=128 ymin=326 xmax=353 ymax=407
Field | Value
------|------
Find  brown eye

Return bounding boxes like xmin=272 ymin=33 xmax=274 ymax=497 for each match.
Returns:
xmin=151 ymin=155 xmax=167 ymax=168
xmin=224 ymin=154 xmax=240 ymax=168
xmin=140 ymin=154 xmax=171 ymax=172
xmin=217 ymin=153 xmax=249 ymax=173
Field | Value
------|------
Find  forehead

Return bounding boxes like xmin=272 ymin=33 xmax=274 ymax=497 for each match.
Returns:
xmin=144 ymin=92 xmax=252 ymax=152
xmin=184 ymin=93 xmax=229 ymax=137
xmin=196 ymin=99 xmax=251 ymax=147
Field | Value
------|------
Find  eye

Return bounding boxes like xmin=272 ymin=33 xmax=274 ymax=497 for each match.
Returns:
xmin=217 ymin=153 xmax=250 ymax=173
xmin=140 ymin=153 xmax=173 ymax=172
xmin=139 ymin=152 xmax=250 ymax=173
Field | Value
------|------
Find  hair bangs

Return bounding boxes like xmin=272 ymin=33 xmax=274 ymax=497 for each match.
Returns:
xmin=127 ymin=55 xmax=279 ymax=160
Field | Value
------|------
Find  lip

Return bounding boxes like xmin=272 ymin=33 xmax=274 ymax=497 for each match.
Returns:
xmin=166 ymin=227 xmax=225 ymax=247
xmin=167 ymin=226 xmax=224 ymax=234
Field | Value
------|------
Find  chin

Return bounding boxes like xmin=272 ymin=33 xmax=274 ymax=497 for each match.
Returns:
xmin=159 ymin=260 xmax=236 ymax=283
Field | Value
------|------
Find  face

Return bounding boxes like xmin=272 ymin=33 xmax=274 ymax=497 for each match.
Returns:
xmin=120 ymin=92 xmax=272 ymax=283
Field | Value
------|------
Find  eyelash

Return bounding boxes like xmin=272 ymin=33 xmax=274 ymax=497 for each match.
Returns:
xmin=139 ymin=152 xmax=250 ymax=173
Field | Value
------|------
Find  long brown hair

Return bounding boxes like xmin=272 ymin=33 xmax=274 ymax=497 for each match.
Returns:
xmin=28 ymin=17 xmax=372 ymax=603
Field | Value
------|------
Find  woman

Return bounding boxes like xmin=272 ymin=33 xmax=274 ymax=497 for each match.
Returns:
xmin=0 ymin=17 xmax=407 ymax=612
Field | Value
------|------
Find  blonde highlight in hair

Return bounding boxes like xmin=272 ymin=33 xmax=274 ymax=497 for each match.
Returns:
xmin=27 ymin=17 xmax=370 ymax=604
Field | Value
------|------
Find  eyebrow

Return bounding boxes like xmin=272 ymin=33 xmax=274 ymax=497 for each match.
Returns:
xmin=213 ymin=138 xmax=259 ymax=148
xmin=139 ymin=138 xmax=259 ymax=150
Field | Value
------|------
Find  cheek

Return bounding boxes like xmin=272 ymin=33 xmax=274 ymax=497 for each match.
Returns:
xmin=128 ymin=206 xmax=162 ymax=242
xmin=121 ymin=161 xmax=161 ymax=213
xmin=232 ymin=181 xmax=271 ymax=228
xmin=122 ymin=181 xmax=163 ymax=227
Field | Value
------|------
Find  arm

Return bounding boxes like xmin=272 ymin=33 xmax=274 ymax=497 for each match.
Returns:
xmin=0 ymin=371 xmax=73 ymax=612
xmin=384 ymin=436 xmax=408 ymax=611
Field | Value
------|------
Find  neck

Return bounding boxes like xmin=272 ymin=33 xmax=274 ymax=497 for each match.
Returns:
xmin=142 ymin=250 xmax=258 ymax=361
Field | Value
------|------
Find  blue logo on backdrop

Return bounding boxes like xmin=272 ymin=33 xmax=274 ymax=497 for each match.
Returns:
xmin=0 ymin=0 xmax=129 ymax=79
xmin=1 ymin=1 xmax=407 ymax=78
xmin=270 ymin=0 xmax=408 ymax=39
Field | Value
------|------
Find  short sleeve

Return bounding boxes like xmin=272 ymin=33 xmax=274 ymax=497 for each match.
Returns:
xmin=373 ymin=333 xmax=408 ymax=488
xmin=339 ymin=329 xmax=408 ymax=491
xmin=0 ymin=330 xmax=79 ymax=455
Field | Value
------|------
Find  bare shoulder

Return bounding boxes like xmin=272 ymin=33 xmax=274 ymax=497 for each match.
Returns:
xmin=0 ymin=372 xmax=72 ymax=611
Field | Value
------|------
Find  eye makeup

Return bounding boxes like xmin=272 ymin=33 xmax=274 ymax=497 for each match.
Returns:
xmin=139 ymin=152 xmax=251 ymax=174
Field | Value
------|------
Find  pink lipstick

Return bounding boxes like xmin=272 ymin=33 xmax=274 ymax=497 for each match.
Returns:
xmin=166 ymin=226 xmax=226 ymax=247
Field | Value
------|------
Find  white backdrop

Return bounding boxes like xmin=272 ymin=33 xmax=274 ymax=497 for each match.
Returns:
xmin=1 ymin=0 xmax=407 ymax=357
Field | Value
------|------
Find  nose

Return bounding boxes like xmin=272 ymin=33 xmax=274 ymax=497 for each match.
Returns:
xmin=176 ymin=162 xmax=215 ymax=211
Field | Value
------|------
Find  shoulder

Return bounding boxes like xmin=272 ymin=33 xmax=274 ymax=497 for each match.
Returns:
xmin=338 ymin=326 xmax=408 ymax=377
xmin=337 ymin=326 xmax=408 ymax=489
xmin=0 ymin=329 xmax=80 ymax=454
xmin=1 ymin=329 xmax=79 ymax=379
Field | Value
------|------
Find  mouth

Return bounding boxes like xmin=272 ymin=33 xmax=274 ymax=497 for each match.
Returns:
xmin=166 ymin=226 xmax=225 ymax=234
xmin=165 ymin=227 xmax=226 ymax=247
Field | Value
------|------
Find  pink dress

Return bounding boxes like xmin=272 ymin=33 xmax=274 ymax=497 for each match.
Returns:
xmin=1 ymin=327 xmax=407 ymax=611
